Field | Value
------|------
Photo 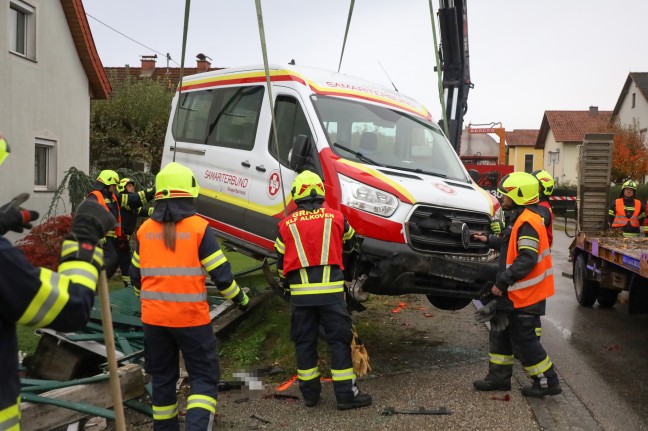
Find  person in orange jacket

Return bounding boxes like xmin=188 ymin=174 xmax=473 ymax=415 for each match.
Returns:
xmin=130 ymin=162 xmax=249 ymax=430
xmin=608 ymin=179 xmax=644 ymax=238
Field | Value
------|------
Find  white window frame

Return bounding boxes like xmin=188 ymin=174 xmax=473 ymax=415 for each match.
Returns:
xmin=9 ymin=0 xmax=36 ymax=60
xmin=34 ymin=138 xmax=57 ymax=192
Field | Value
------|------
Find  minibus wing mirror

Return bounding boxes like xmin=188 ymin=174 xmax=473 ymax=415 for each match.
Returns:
xmin=289 ymin=135 xmax=312 ymax=172
xmin=468 ymin=169 xmax=479 ymax=183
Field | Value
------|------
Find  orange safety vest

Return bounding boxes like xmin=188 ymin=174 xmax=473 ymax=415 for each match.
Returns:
xmin=279 ymin=207 xmax=345 ymax=275
xmin=611 ymin=198 xmax=640 ymax=228
xmin=137 ymin=215 xmax=210 ymax=327
xmin=506 ymin=208 xmax=554 ymax=308
xmin=87 ymin=190 xmax=122 ymax=237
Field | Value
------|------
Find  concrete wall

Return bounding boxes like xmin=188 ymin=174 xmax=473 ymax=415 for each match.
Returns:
xmin=0 ymin=0 xmax=91 ymax=237
xmin=511 ymin=146 xmax=544 ymax=173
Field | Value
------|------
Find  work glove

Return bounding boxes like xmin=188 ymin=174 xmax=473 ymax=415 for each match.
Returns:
xmin=0 ymin=202 xmax=39 ymax=235
xmin=145 ymin=187 xmax=156 ymax=202
xmin=474 ymin=300 xmax=498 ymax=324
xmin=490 ymin=220 xmax=504 ymax=235
xmin=490 ymin=311 xmax=509 ymax=332
xmin=147 ymin=206 xmax=154 ymax=217
xmin=238 ymin=293 xmax=250 ymax=312
xmin=68 ymin=200 xmax=117 ymax=245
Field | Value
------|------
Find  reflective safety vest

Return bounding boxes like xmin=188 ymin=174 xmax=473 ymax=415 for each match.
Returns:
xmin=279 ymin=207 xmax=345 ymax=276
xmin=137 ymin=215 xmax=210 ymax=327
xmin=611 ymin=198 xmax=640 ymax=228
xmin=506 ymin=208 xmax=554 ymax=308
xmin=538 ymin=200 xmax=554 ymax=247
xmin=88 ymin=190 xmax=122 ymax=237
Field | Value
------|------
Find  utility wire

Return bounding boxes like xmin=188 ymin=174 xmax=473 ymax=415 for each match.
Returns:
xmin=86 ymin=12 xmax=180 ymax=66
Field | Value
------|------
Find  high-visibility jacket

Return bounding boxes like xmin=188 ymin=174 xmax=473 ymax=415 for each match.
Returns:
xmin=87 ymin=190 xmax=122 ymax=237
xmin=538 ymin=200 xmax=554 ymax=247
xmin=506 ymin=208 xmax=554 ymax=308
xmin=611 ymin=198 xmax=641 ymax=228
xmin=136 ymin=215 xmax=210 ymax=327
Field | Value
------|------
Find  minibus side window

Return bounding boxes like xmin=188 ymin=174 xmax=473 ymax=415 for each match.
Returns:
xmin=173 ymin=90 xmax=213 ymax=143
xmin=269 ymin=96 xmax=313 ymax=166
xmin=206 ymin=86 xmax=264 ymax=150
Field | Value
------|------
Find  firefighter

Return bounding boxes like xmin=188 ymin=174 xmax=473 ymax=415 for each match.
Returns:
xmin=274 ymin=170 xmax=372 ymax=410
xmin=532 ymin=169 xmax=555 ymax=247
xmin=130 ymin=162 xmax=249 ymax=430
xmin=0 ymin=136 xmax=116 ymax=430
xmin=472 ymin=172 xmax=561 ymax=398
xmin=115 ymin=178 xmax=154 ymax=288
xmin=608 ymin=179 xmax=644 ymax=238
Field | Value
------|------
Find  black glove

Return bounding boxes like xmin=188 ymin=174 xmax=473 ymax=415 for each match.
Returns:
xmin=0 ymin=202 xmax=39 ymax=235
xmin=145 ymin=187 xmax=156 ymax=201
xmin=68 ymin=200 xmax=117 ymax=244
xmin=238 ymin=293 xmax=250 ymax=312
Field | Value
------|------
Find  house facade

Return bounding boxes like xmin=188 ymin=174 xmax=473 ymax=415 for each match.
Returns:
xmin=612 ymin=72 xmax=648 ymax=140
xmin=0 ymin=0 xmax=109 ymax=228
xmin=535 ymin=107 xmax=612 ymax=185
xmin=505 ymin=129 xmax=542 ymax=173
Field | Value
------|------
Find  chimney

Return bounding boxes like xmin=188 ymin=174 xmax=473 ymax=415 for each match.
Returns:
xmin=196 ymin=53 xmax=212 ymax=73
xmin=140 ymin=54 xmax=157 ymax=77
xmin=589 ymin=106 xmax=599 ymax=117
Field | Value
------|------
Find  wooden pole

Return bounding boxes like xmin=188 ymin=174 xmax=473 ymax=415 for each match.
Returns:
xmin=98 ymin=270 xmax=126 ymax=430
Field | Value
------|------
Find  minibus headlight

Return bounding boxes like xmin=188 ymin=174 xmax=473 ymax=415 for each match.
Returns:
xmin=338 ymin=174 xmax=399 ymax=217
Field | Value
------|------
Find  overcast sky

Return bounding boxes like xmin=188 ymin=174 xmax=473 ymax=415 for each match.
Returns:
xmin=84 ymin=0 xmax=648 ymax=131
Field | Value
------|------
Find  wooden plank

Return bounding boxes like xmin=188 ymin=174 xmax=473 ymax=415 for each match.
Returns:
xmin=20 ymin=364 xmax=145 ymax=431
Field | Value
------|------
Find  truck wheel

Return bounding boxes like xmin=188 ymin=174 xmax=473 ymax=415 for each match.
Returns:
xmin=573 ymin=254 xmax=598 ymax=307
xmin=426 ymin=295 xmax=472 ymax=310
xmin=596 ymin=289 xmax=618 ymax=308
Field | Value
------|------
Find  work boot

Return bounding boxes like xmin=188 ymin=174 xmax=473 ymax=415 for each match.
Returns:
xmin=303 ymin=395 xmax=320 ymax=408
xmin=337 ymin=393 xmax=372 ymax=410
xmin=521 ymin=378 xmax=562 ymax=398
xmin=473 ymin=377 xmax=511 ymax=391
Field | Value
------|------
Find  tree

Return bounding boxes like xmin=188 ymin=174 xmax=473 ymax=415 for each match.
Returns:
xmin=90 ymin=71 xmax=174 ymax=173
xmin=608 ymin=120 xmax=648 ymax=183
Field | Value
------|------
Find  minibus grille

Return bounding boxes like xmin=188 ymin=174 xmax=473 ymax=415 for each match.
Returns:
xmin=406 ymin=205 xmax=492 ymax=254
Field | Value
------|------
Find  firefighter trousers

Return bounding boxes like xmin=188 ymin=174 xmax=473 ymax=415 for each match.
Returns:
xmin=102 ymin=237 xmax=119 ymax=280
xmin=486 ymin=311 xmax=558 ymax=385
xmin=116 ymin=238 xmax=132 ymax=287
xmin=144 ymin=323 xmax=220 ymax=431
xmin=0 ymin=325 xmax=20 ymax=430
xmin=291 ymin=299 xmax=358 ymax=403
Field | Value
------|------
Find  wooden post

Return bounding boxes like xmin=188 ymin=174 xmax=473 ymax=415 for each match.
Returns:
xmin=98 ymin=270 xmax=126 ymax=430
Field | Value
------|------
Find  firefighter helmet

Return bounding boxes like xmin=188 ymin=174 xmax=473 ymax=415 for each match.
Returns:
xmin=97 ymin=170 xmax=120 ymax=186
xmin=497 ymin=172 xmax=540 ymax=206
xmin=622 ymin=179 xmax=638 ymax=191
xmin=0 ymin=138 xmax=10 ymax=167
xmin=291 ymin=170 xmax=325 ymax=202
xmin=531 ymin=169 xmax=555 ymax=196
xmin=155 ymin=162 xmax=199 ymax=200
xmin=117 ymin=178 xmax=135 ymax=193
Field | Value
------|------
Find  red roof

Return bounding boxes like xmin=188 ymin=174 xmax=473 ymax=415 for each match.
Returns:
xmin=506 ymin=129 xmax=539 ymax=147
xmin=60 ymin=0 xmax=110 ymax=99
xmin=104 ymin=66 xmax=222 ymax=91
xmin=536 ymin=109 xmax=612 ymax=148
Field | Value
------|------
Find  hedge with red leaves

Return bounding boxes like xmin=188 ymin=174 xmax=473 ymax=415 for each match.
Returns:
xmin=16 ymin=215 xmax=72 ymax=271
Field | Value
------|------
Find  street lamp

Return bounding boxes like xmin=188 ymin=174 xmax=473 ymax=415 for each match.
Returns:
xmin=548 ymin=149 xmax=560 ymax=181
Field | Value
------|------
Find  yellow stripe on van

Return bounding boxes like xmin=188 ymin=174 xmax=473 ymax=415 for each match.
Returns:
xmin=336 ymin=159 xmax=416 ymax=204
xmin=474 ymin=184 xmax=495 ymax=215
xmin=199 ymin=187 xmax=291 ymax=217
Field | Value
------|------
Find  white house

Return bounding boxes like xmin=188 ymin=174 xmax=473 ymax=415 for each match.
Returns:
xmin=611 ymin=72 xmax=648 ymax=141
xmin=0 ymin=0 xmax=109 ymax=232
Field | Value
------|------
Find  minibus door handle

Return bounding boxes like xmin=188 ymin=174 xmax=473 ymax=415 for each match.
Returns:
xmin=256 ymin=165 xmax=267 ymax=172
xmin=241 ymin=161 xmax=251 ymax=168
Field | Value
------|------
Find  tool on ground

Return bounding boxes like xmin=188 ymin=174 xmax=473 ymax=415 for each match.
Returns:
xmin=381 ymin=406 xmax=451 ymax=416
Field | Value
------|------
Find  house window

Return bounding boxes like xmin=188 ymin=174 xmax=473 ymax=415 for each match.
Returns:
xmin=9 ymin=0 xmax=35 ymax=59
xmin=632 ymin=93 xmax=636 ymax=109
xmin=34 ymin=138 xmax=57 ymax=191
xmin=524 ymin=154 xmax=534 ymax=173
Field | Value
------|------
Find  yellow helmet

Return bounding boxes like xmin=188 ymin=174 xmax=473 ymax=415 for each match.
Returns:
xmin=117 ymin=178 xmax=135 ymax=193
xmin=155 ymin=162 xmax=199 ymax=200
xmin=622 ymin=179 xmax=637 ymax=191
xmin=0 ymin=138 xmax=10 ymax=167
xmin=497 ymin=172 xmax=539 ymax=206
xmin=532 ymin=169 xmax=555 ymax=196
xmin=97 ymin=169 xmax=120 ymax=186
xmin=291 ymin=170 xmax=325 ymax=201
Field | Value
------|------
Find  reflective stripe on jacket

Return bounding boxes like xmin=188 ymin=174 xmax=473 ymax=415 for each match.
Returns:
xmin=137 ymin=215 xmax=210 ymax=327
xmin=506 ymin=208 xmax=554 ymax=308
xmin=88 ymin=190 xmax=123 ymax=237
xmin=611 ymin=198 xmax=640 ymax=228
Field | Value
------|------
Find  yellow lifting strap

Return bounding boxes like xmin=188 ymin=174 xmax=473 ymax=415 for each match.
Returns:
xmin=351 ymin=325 xmax=371 ymax=377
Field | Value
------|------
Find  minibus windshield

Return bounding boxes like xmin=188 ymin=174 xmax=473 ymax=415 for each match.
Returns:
xmin=312 ymin=95 xmax=468 ymax=182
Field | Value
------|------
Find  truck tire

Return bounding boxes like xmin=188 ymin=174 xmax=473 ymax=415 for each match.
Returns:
xmin=596 ymin=289 xmax=618 ymax=308
xmin=573 ymin=254 xmax=598 ymax=307
xmin=426 ymin=295 xmax=472 ymax=310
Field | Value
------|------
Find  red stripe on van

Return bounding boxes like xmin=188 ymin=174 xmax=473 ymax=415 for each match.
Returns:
xmin=199 ymin=214 xmax=275 ymax=250
xmin=180 ymin=73 xmax=307 ymax=92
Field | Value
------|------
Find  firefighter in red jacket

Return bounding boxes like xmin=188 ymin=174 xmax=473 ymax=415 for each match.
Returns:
xmin=472 ymin=172 xmax=561 ymax=398
xmin=532 ymin=169 xmax=555 ymax=247
xmin=274 ymin=170 xmax=372 ymax=410
xmin=0 ymin=136 xmax=116 ymax=430
xmin=608 ymin=179 xmax=644 ymax=238
xmin=130 ymin=162 xmax=249 ymax=430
